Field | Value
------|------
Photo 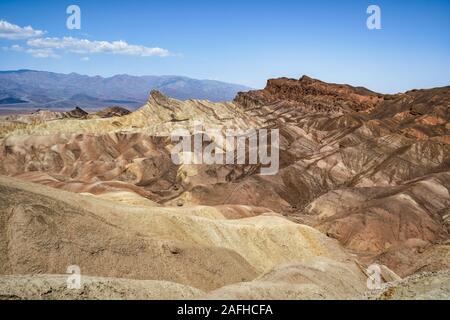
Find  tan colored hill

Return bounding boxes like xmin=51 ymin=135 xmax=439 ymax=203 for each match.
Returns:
xmin=366 ymin=271 xmax=450 ymax=300
xmin=204 ymin=257 xmax=368 ymax=300
xmin=0 ymin=90 xmax=261 ymax=138
xmin=0 ymin=275 xmax=204 ymax=300
xmin=0 ymin=175 xmax=360 ymax=296
xmin=0 ymin=76 xmax=449 ymax=299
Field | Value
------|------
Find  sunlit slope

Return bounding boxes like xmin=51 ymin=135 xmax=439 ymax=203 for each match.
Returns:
xmin=1 ymin=91 xmax=262 ymax=138
xmin=0 ymin=176 xmax=349 ymax=292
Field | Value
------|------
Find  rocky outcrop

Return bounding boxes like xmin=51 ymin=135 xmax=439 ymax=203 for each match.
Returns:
xmin=234 ymin=76 xmax=383 ymax=115
xmin=365 ymin=271 xmax=450 ymax=300
xmin=231 ymin=77 xmax=450 ymax=275
xmin=0 ymin=275 xmax=204 ymax=300
xmin=94 ymin=106 xmax=131 ymax=118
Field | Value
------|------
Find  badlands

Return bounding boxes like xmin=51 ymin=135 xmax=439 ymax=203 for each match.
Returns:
xmin=0 ymin=76 xmax=449 ymax=299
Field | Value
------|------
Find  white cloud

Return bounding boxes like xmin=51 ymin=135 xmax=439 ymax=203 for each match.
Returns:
xmin=27 ymin=36 xmax=170 ymax=57
xmin=0 ymin=20 xmax=45 ymax=40
xmin=3 ymin=44 xmax=59 ymax=58
xmin=26 ymin=48 xmax=60 ymax=59
xmin=4 ymin=44 xmax=25 ymax=52
xmin=0 ymin=20 xmax=172 ymax=59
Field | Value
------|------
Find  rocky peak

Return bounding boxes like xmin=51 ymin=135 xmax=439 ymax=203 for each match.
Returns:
xmin=149 ymin=90 xmax=171 ymax=105
xmin=65 ymin=106 xmax=88 ymax=118
xmin=235 ymin=76 xmax=383 ymax=114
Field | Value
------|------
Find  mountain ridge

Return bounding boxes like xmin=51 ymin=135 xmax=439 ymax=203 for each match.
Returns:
xmin=0 ymin=69 xmax=252 ymax=109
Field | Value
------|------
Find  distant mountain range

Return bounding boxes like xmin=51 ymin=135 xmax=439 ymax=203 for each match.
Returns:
xmin=0 ymin=70 xmax=251 ymax=110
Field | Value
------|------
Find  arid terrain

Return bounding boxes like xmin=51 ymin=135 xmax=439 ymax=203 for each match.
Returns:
xmin=0 ymin=76 xmax=449 ymax=300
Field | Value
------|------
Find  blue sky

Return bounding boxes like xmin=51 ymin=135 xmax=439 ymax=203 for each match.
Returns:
xmin=0 ymin=0 xmax=449 ymax=92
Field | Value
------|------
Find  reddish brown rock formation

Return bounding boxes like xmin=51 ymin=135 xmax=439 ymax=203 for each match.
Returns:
xmin=235 ymin=76 xmax=383 ymax=115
